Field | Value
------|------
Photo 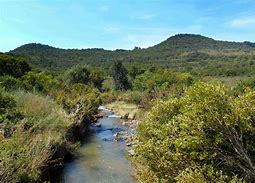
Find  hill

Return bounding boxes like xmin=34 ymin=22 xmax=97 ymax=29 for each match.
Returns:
xmin=9 ymin=34 xmax=255 ymax=71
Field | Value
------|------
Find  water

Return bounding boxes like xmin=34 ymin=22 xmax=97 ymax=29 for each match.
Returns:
xmin=61 ymin=107 xmax=135 ymax=183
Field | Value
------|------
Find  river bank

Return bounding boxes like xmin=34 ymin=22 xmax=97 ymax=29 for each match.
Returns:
xmin=104 ymin=102 xmax=141 ymax=155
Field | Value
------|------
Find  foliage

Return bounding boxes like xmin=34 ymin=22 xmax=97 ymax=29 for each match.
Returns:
xmin=21 ymin=72 xmax=59 ymax=94
xmin=131 ymin=70 xmax=194 ymax=106
xmin=0 ymin=76 xmax=22 ymax=91
xmin=9 ymin=35 xmax=255 ymax=79
xmin=0 ymin=91 xmax=72 ymax=182
xmin=133 ymin=70 xmax=193 ymax=92
xmin=0 ymin=55 xmax=102 ymax=182
xmin=232 ymin=76 xmax=255 ymax=95
xmin=64 ymin=66 xmax=104 ymax=90
xmin=0 ymin=89 xmax=23 ymax=128
xmin=56 ymin=83 xmax=101 ymax=121
xmin=112 ymin=61 xmax=132 ymax=90
xmin=129 ymin=65 xmax=146 ymax=79
xmin=0 ymin=53 xmax=31 ymax=77
xmin=89 ymin=70 xmax=104 ymax=89
xmin=135 ymin=82 xmax=255 ymax=182
xmin=65 ymin=66 xmax=91 ymax=85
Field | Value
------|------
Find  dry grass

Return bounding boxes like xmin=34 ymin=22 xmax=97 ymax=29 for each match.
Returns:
xmin=106 ymin=101 xmax=139 ymax=119
xmin=0 ymin=91 xmax=72 ymax=182
xmin=16 ymin=92 xmax=53 ymax=116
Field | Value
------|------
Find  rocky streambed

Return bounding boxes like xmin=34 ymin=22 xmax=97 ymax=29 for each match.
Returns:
xmin=58 ymin=106 xmax=137 ymax=183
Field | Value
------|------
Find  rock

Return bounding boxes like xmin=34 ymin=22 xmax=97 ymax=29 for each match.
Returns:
xmin=98 ymin=106 xmax=106 ymax=111
xmin=95 ymin=122 xmax=102 ymax=127
xmin=126 ymin=142 xmax=131 ymax=146
xmin=122 ymin=113 xmax=129 ymax=120
xmin=113 ymin=132 xmax=118 ymax=137
xmin=94 ymin=113 xmax=105 ymax=119
xmin=102 ymin=138 xmax=108 ymax=141
xmin=128 ymin=149 xmax=135 ymax=156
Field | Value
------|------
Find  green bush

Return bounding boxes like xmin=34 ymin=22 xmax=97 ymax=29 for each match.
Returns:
xmin=89 ymin=69 xmax=104 ymax=89
xmin=232 ymin=77 xmax=255 ymax=95
xmin=0 ymin=53 xmax=31 ymax=77
xmin=0 ymin=76 xmax=22 ymax=90
xmin=56 ymin=83 xmax=101 ymax=121
xmin=133 ymin=70 xmax=193 ymax=92
xmin=135 ymin=82 xmax=255 ymax=182
xmin=64 ymin=66 xmax=104 ymax=90
xmin=0 ymin=89 xmax=23 ymax=126
xmin=21 ymin=72 xmax=59 ymax=94
xmin=65 ymin=66 xmax=91 ymax=85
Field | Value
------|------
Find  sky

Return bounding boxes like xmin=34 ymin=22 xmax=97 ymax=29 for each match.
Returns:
xmin=0 ymin=0 xmax=255 ymax=52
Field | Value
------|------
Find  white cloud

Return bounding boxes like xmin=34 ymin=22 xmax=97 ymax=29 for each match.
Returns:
xmin=230 ymin=17 xmax=255 ymax=28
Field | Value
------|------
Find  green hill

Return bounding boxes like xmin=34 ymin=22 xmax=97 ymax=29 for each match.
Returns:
xmin=9 ymin=34 xmax=255 ymax=71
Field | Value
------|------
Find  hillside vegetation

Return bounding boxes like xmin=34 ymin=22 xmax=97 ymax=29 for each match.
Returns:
xmin=9 ymin=34 xmax=255 ymax=76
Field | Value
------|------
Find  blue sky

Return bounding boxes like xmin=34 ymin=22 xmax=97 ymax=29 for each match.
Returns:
xmin=0 ymin=0 xmax=255 ymax=52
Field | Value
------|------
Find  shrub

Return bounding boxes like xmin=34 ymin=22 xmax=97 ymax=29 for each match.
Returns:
xmin=232 ymin=77 xmax=255 ymax=95
xmin=0 ymin=89 xmax=23 ymax=126
xmin=135 ymin=82 xmax=255 ymax=182
xmin=89 ymin=70 xmax=104 ymax=89
xmin=21 ymin=72 xmax=59 ymax=94
xmin=0 ymin=53 xmax=31 ymax=77
xmin=0 ymin=76 xmax=22 ymax=90
xmin=65 ymin=66 xmax=91 ymax=85
xmin=56 ymin=84 xmax=101 ymax=121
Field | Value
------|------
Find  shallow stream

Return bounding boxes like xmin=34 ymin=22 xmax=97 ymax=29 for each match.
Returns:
xmin=60 ymin=107 xmax=135 ymax=183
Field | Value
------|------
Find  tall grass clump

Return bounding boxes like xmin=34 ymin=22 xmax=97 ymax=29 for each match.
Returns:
xmin=0 ymin=91 xmax=72 ymax=182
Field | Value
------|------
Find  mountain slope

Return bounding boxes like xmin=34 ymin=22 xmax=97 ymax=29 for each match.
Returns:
xmin=9 ymin=34 xmax=255 ymax=70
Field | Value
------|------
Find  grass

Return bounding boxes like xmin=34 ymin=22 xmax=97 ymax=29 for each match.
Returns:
xmin=106 ymin=101 xmax=139 ymax=119
xmin=0 ymin=91 xmax=72 ymax=182
xmin=204 ymin=76 xmax=252 ymax=87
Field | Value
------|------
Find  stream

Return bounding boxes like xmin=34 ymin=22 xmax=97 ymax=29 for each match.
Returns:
xmin=59 ymin=106 xmax=135 ymax=183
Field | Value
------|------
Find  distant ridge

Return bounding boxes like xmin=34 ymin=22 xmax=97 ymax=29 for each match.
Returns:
xmin=9 ymin=34 xmax=255 ymax=69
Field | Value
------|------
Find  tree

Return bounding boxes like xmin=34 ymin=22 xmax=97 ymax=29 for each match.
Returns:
xmin=129 ymin=65 xmax=145 ymax=79
xmin=65 ymin=66 xmax=91 ymax=85
xmin=112 ymin=61 xmax=131 ymax=90
xmin=89 ymin=70 xmax=104 ymax=89
xmin=21 ymin=72 xmax=59 ymax=94
xmin=0 ymin=53 xmax=31 ymax=78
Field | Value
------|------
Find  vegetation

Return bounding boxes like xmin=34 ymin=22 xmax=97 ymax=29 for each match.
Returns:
xmin=64 ymin=66 xmax=104 ymax=90
xmin=1 ymin=34 xmax=255 ymax=182
xmin=134 ymin=82 xmax=255 ymax=182
xmin=0 ymin=53 xmax=31 ymax=77
xmin=0 ymin=54 xmax=101 ymax=182
xmin=0 ymin=91 xmax=72 ymax=182
xmin=9 ymin=35 xmax=255 ymax=77
xmin=112 ymin=61 xmax=132 ymax=90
